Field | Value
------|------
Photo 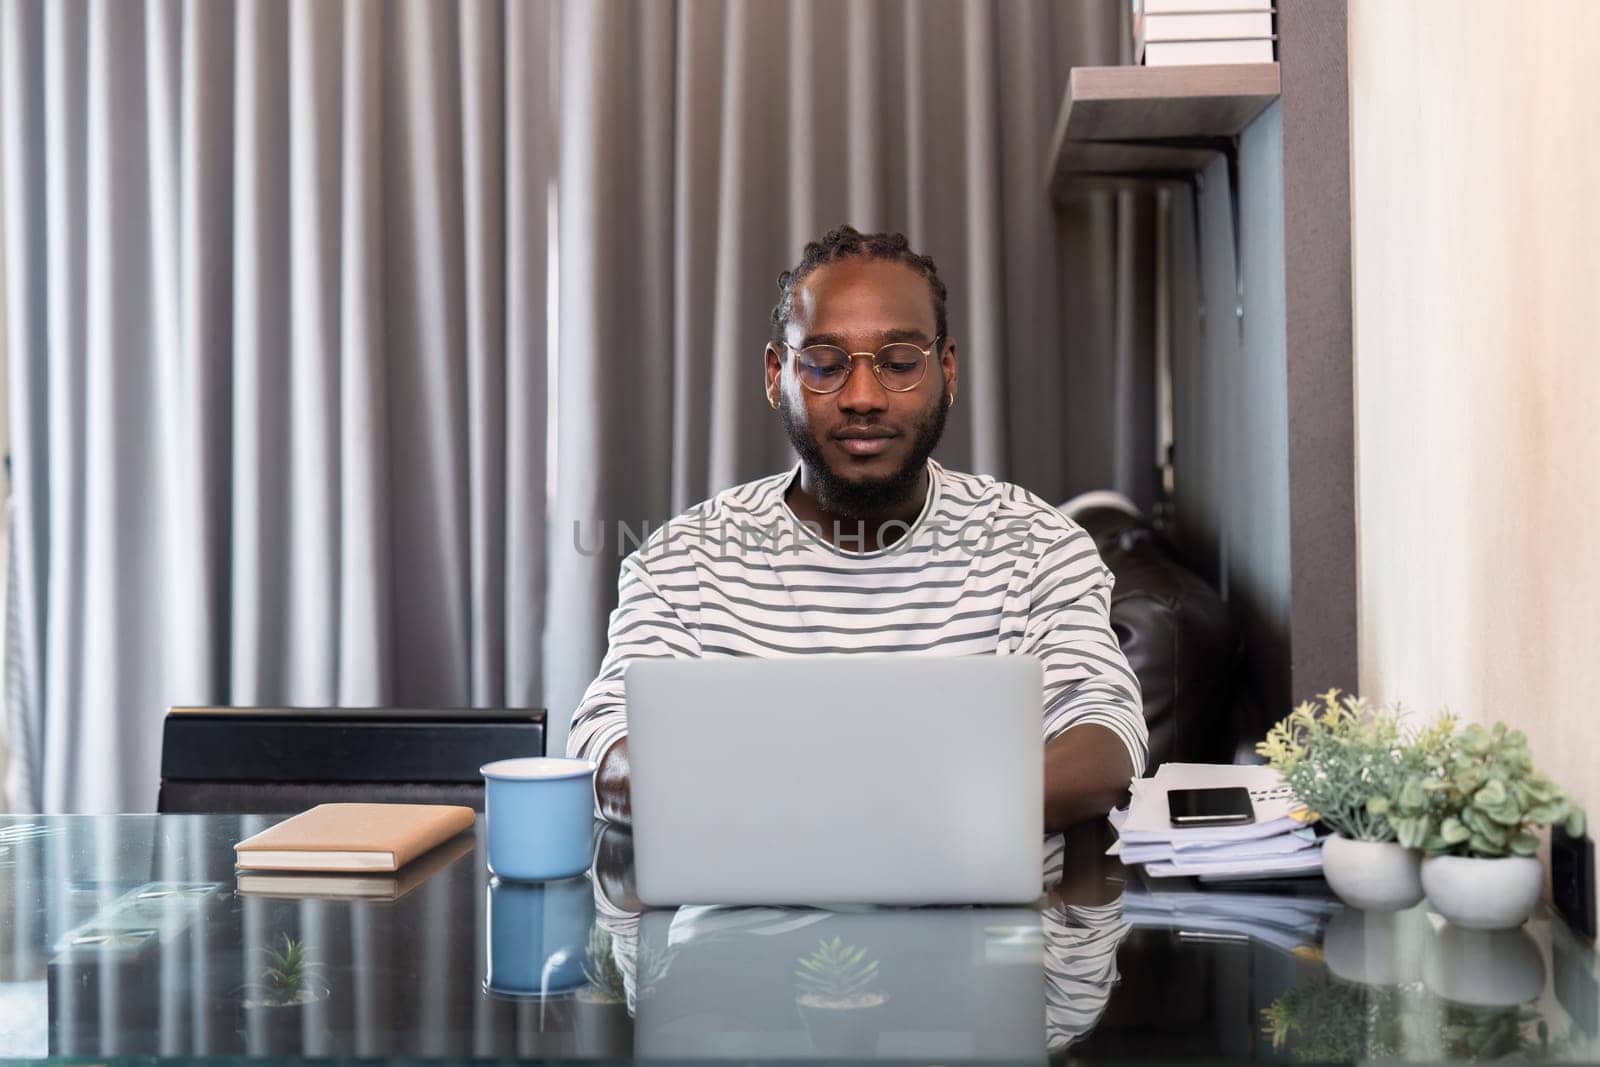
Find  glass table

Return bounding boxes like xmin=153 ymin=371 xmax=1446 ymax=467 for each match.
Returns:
xmin=0 ymin=814 xmax=1593 ymax=1063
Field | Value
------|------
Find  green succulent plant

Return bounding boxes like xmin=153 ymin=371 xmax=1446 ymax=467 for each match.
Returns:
xmin=1382 ymin=720 xmax=1585 ymax=858
xmin=794 ymin=937 xmax=882 ymax=1007
xmin=1256 ymin=689 xmax=1434 ymax=841
xmin=258 ymin=935 xmax=321 ymax=1006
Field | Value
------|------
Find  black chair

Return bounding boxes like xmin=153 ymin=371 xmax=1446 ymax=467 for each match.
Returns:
xmin=156 ymin=706 xmax=547 ymax=813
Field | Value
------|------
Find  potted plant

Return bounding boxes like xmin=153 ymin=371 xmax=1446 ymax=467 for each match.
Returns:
xmin=1385 ymin=721 xmax=1585 ymax=930
xmin=1258 ymin=690 xmax=1446 ymax=910
xmin=793 ymin=936 xmax=887 ymax=1056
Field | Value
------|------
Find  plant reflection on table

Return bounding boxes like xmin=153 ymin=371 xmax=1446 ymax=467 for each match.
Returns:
xmin=1262 ymin=979 xmax=1420 ymax=1060
xmin=794 ymin=936 xmax=884 ymax=1009
xmin=1438 ymin=1003 xmax=1556 ymax=1061
xmin=793 ymin=936 xmax=888 ymax=1055
xmin=580 ymin=925 xmax=627 ymax=1005
xmin=1262 ymin=977 xmax=1580 ymax=1061
xmin=580 ymin=923 xmax=670 ymax=1006
xmin=241 ymin=934 xmax=328 ymax=1009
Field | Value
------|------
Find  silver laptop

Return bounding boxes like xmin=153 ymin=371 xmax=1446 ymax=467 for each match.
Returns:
xmin=625 ymin=654 xmax=1044 ymax=906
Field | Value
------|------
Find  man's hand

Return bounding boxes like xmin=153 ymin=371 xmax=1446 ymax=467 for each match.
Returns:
xmin=597 ymin=738 xmax=633 ymax=827
xmin=1044 ymin=724 xmax=1134 ymax=832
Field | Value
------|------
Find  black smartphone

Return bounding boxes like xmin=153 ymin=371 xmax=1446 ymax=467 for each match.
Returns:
xmin=1166 ymin=786 xmax=1255 ymax=826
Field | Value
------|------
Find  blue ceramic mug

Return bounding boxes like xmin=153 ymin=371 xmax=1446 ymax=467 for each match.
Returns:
xmin=480 ymin=757 xmax=597 ymax=881
xmin=484 ymin=873 xmax=595 ymax=997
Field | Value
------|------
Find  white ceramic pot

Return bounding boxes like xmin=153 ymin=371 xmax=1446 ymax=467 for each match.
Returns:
xmin=1321 ymin=835 xmax=1424 ymax=911
xmin=1421 ymin=854 xmax=1542 ymax=930
xmin=1321 ymin=904 xmax=1429 ymax=986
xmin=1422 ymin=924 xmax=1546 ymax=1006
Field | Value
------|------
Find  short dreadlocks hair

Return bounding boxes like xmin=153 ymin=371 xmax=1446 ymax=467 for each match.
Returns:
xmin=769 ymin=225 xmax=949 ymax=345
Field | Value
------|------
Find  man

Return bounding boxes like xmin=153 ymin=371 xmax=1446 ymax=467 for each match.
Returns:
xmin=568 ymin=225 xmax=1147 ymax=829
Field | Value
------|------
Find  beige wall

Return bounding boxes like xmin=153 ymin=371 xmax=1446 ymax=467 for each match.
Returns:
xmin=0 ymin=118 xmax=8 ymax=809
xmin=1349 ymin=0 xmax=1600 ymax=815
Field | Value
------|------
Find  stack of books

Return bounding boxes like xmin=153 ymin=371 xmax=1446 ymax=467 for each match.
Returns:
xmin=1108 ymin=762 xmax=1322 ymax=882
xmin=1134 ymin=0 xmax=1276 ymax=67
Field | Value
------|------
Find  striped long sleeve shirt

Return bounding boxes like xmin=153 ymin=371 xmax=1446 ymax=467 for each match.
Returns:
xmin=567 ymin=459 xmax=1148 ymax=782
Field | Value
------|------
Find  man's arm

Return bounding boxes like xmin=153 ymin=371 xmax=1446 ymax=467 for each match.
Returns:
xmin=1044 ymin=725 xmax=1134 ymax=831
xmin=1019 ymin=531 xmax=1148 ymax=832
xmin=568 ymin=555 xmax=700 ymax=827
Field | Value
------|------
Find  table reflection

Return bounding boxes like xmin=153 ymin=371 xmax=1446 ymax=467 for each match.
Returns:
xmin=1 ymin=814 xmax=1594 ymax=1062
xmin=567 ymin=829 xmax=1130 ymax=1059
xmin=1260 ymin=905 xmax=1594 ymax=1061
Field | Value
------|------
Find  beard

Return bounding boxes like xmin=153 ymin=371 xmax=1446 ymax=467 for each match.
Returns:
xmin=779 ymin=391 xmax=950 ymax=519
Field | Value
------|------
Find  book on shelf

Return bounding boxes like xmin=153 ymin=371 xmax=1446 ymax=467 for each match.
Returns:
xmin=1143 ymin=11 xmax=1274 ymax=43
xmin=1131 ymin=0 xmax=1276 ymax=66
xmin=1141 ymin=0 xmax=1271 ymax=13
xmin=1143 ymin=38 xmax=1276 ymax=66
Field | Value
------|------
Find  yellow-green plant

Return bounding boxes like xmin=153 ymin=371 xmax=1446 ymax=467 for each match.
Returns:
xmin=794 ymin=937 xmax=882 ymax=1007
xmin=1384 ymin=721 xmax=1585 ymax=857
xmin=1256 ymin=690 xmax=1424 ymax=841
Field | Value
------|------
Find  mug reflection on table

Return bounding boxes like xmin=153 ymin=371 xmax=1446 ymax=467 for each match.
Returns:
xmin=485 ymin=873 xmax=595 ymax=999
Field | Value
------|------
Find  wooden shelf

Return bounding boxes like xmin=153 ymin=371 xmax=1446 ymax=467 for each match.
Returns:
xmin=1047 ymin=63 xmax=1280 ymax=197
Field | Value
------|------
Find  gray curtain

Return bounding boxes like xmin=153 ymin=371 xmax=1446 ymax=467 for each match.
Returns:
xmin=1 ymin=0 xmax=557 ymax=810
xmin=1 ymin=0 xmax=1152 ymax=812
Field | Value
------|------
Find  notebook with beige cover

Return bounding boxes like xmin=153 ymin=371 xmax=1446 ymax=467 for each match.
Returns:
xmin=235 ymin=803 xmax=476 ymax=873
xmin=237 ymin=829 xmax=477 ymax=897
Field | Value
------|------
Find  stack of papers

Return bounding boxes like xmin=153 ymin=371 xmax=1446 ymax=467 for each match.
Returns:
xmin=1109 ymin=762 xmax=1322 ymax=882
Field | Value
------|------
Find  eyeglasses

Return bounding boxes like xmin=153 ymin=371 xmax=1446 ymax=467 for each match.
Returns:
xmin=783 ymin=336 xmax=942 ymax=395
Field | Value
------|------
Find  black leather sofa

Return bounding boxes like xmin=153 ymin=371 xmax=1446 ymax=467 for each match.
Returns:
xmin=1072 ymin=506 xmax=1242 ymax=771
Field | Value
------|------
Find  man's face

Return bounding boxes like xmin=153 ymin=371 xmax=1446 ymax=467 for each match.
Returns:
xmin=765 ymin=258 xmax=958 ymax=517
